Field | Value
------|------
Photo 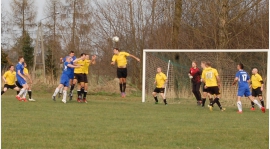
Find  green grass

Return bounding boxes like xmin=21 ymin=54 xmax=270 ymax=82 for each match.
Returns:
xmin=1 ymin=92 xmax=269 ymax=149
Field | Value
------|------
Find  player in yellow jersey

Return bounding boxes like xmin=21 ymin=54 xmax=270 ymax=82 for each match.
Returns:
xmin=111 ymin=48 xmax=140 ymax=97
xmin=250 ymin=68 xmax=264 ymax=110
xmin=73 ymin=53 xmax=86 ymax=102
xmin=81 ymin=54 xmax=96 ymax=103
xmin=201 ymin=61 xmax=225 ymax=111
xmin=1 ymin=65 xmax=20 ymax=95
xmin=152 ymin=67 xmax=168 ymax=105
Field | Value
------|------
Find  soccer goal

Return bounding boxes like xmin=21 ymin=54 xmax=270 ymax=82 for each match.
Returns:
xmin=142 ymin=49 xmax=270 ymax=109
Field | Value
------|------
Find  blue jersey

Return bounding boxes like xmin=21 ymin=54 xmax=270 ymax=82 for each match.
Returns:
xmin=235 ymin=70 xmax=250 ymax=88
xmin=16 ymin=62 xmax=24 ymax=79
xmin=62 ymin=62 xmax=73 ymax=76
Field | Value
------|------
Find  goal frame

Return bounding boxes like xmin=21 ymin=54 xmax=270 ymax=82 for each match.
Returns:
xmin=142 ymin=49 xmax=270 ymax=109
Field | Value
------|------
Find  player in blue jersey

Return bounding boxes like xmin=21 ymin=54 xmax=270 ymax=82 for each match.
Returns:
xmin=232 ymin=63 xmax=265 ymax=113
xmin=15 ymin=56 xmax=28 ymax=102
xmin=52 ymin=56 xmax=80 ymax=103
xmin=59 ymin=51 xmax=77 ymax=100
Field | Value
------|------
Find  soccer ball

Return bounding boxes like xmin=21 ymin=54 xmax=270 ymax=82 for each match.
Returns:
xmin=112 ymin=36 xmax=119 ymax=42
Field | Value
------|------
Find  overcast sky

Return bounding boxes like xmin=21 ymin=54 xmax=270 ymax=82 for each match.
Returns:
xmin=1 ymin=0 xmax=46 ymax=21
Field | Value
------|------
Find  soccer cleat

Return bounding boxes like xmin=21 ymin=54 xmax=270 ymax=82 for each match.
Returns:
xmin=237 ymin=111 xmax=243 ymax=114
xmin=208 ymin=105 xmax=213 ymax=111
xmin=62 ymin=99 xmax=66 ymax=104
xmin=250 ymin=107 xmax=255 ymax=111
xmin=197 ymin=101 xmax=202 ymax=106
xmin=220 ymin=108 xmax=226 ymax=112
xmin=83 ymin=98 xmax=88 ymax=103
xmin=52 ymin=96 xmax=56 ymax=101
xmin=77 ymin=98 xmax=81 ymax=103
xmin=122 ymin=92 xmax=126 ymax=98
xmin=16 ymin=95 xmax=22 ymax=101
xmin=29 ymin=98 xmax=35 ymax=102
xmin=22 ymin=98 xmax=27 ymax=102
xmin=261 ymin=107 xmax=265 ymax=113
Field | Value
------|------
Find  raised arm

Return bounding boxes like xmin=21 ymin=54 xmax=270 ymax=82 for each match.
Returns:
xmin=129 ymin=54 xmax=140 ymax=62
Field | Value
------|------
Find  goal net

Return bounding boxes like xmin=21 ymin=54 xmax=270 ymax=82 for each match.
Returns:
xmin=142 ymin=49 xmax=270 ymax=109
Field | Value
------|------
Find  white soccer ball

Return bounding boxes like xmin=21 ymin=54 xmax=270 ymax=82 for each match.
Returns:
xmin=112 ymin=36 xmax=119 ymax=42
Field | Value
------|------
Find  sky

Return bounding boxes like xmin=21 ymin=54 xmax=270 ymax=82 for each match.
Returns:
xmin=1 ymin=0 xmax=46 ymax=21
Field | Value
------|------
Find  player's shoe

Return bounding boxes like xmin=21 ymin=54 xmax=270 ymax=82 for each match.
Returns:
xmin=250 ymin=107 xmax=255 ymax=111
xmin=261 ymin=107 xmax=265 ymax=113
xmin=208 ymin=105 xmax=213 ymax=111
xmin=29 ymin=98 xmax=35 ymax=102
xmin=62 ymin=99 xmax=66 ymax=104
xmin=83 ymin=98 xmax=88 ymax=103
xmin=16 ymin=95 xmax=22 ymax=101
xmin=237 ymin=111 xmax=243 ymax=114
xmin=52 ymin=96 xmax=56 ymax=101
xmin=197 ymin=101 xmax=202 ymax=106
xmin=77 ymin=98 xmax=81 ymax=103
xmin=220 ymin=108 xmax=226 ymax=112
xmin=122 ymin=92 xmax=126 ymax=98
xmin=22 ymin=98 xmax=27 ymax=102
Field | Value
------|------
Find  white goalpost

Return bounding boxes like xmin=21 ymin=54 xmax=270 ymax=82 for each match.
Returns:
xmin=142 ymin=49 xmax=270 ymax=109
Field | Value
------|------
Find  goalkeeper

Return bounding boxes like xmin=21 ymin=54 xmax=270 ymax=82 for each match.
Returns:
xmin=188 ymin=61 xmax=202 ymax=106
xmin=152 ymin=67 xmax=168 ymax=105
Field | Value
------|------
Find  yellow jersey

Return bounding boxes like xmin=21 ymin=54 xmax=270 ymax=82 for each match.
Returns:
xmin=112 ymin=52 xmax=130 ymax=67
xmin=3 ymin=71 xmax=16 ymax=85
xmin=155 ymin=72 xmax=167 ymax=88
xmin=74 ymin=60 xmax=85 ymax=73
xmin=24 ymin=68 xmax=29 ymax=75
xmin=201 ymin=67 xmax=219 ymax=87
xmin=83 ymin=60 xmax=91 ymax=74
xmin=251 ymin=73 xmax=263 ymax=89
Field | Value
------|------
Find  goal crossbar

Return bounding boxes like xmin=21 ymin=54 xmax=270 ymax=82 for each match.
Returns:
xmin=142 ymin=49 xmax=270 ymax=109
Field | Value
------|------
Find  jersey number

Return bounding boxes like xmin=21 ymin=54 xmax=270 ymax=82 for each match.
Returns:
xmin=241 ymin=74 xmax=247 ymax=82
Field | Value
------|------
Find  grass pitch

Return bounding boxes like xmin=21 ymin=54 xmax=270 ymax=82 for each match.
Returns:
xmin=1 ymin=92 xmax=269 ymax=149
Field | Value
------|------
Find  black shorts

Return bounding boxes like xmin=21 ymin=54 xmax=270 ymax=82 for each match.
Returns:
xmin=74 ymin=73 xmax=85 ymax=83
xmin=202 ymin=84 xmax=208 ymax=92
xmin=4 ymin=84 xmax=17 ymax=89
xmin=117 ymin=68 xmax=127 ymax=78
xmin=206 ymin=86 xmax=220 ymax=95
xmin=83 ymin=74 xmax=88 ymax=83
xmin=15 ymin=81 xmax=23 ymax=88
xmin=252 ymin=87 xmax=262 ymax=97
xmin=153 ymin=88 xmax=165 ymax=93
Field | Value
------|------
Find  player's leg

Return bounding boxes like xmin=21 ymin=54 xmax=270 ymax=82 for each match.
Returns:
xmin=122 ymin=68 xmax=127 ymax=97
xmin=27 ymin=84 xmax=35 ymax=101
xmin=117 ymin=68 xmax=123 ymax=96
xmin=16 ymin=81 xmax=22 ymax=95
xmin=83 ymin=83 xmax=88 ymax=103
xmin=80 ymin=80 xmax=85 ymax=101
xmin=52 ymin=84 xmax=64 ymax=101
xmin=21 ymin=84 xmax=29 ymax=102
xmin=16 ymin=80 xmax=28 ymax=101
xmin=214 ymin=94 xmax=225 ymax=111
xmin=61 ymin=79 xmax=69 ymax=103
xmin=1 ymin=85 xmax=8 ymax=95
xmin=248 ymin=89 xmax=265 ymax=113
xmin=250 ymin=88 xmax=256 ymax=110
xmin=192 ymin=82 xmax=201 ymax=105
xmin=236 ymin=96 xmax=243 ymax=113
xmin=257 ymin=87 xmax=264 ymax=107
xmin=152 ymin=88 xmax=158 ymax=104
xmin=58 ymin=86 xmax=63 ymax=98
xmin=160 ymin=88 xmax=167 ymax=105
xmin=62 ymin=86 xmax=68 ymax=103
